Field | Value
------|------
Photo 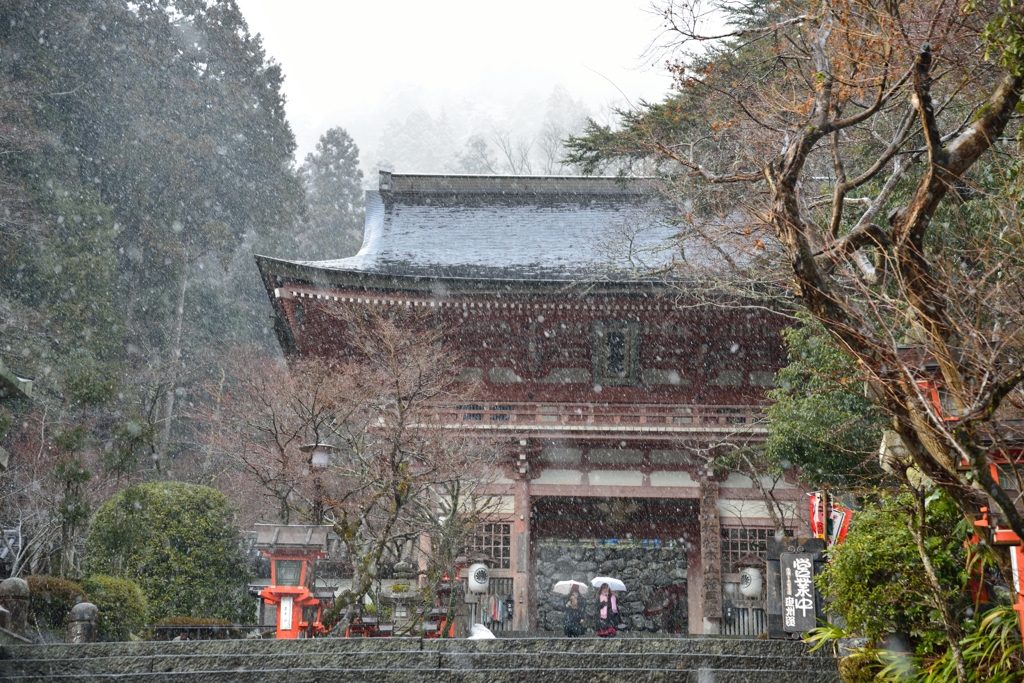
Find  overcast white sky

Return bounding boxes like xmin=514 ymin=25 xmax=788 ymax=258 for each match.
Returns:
xmin=233 ymin=0 xmax=676 ymax=167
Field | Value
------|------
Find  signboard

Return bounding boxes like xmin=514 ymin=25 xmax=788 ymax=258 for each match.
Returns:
xmin=780 ymin=552 xmax=817 ymax=633
xmin=279 ymin=595 xmax=293 ymax=630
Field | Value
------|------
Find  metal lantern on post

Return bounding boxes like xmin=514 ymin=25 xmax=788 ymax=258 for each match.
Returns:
xmin=300 ymin=443 xmax=337 ymax=470
xmin=300 ymin=443 xmax=337 ymax=525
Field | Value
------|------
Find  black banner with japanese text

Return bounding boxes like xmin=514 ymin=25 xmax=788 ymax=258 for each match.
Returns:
xmin=780 ymin=552 xmax=816 ymax=633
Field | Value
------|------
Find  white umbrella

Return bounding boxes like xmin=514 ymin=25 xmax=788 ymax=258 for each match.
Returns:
xmin=468 ymin=623 xmax=496 ymax=639
xmin=591 ymin=576 xmax=627 ymax=592
xmin=552 ymin=580 xmax=590 ymax=595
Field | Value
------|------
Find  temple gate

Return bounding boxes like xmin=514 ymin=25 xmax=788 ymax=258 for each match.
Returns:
xmin=256 ymin=172 xmax=810 ymax=633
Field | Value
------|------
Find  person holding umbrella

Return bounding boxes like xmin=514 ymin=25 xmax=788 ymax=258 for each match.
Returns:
xmin=595 ymin=582 xmax=620 ymax=637
xmin=563 ymin=586 xmax=586 ymax=638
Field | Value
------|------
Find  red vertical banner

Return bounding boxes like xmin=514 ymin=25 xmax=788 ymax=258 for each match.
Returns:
xmin=828 ymin=504 xmax=852 ymax=547
xmin=808 ymin=492 xmax=827 ymax=539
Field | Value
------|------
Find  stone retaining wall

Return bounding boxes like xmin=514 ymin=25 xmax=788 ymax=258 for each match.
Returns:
xmin=0 ymin=636 xmax=841 ymax=682
xmin=535 ymin=543 xmax=688 ymax=633
xmin=3 ymin=636 xmax=830 ymax=658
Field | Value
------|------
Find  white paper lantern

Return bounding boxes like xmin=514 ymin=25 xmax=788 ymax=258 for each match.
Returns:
xmin=467 ymin=563 xmax=489 ymax=593
xmin=739 ymin=567 xmax=763 ymax=597
xmin=310 ymin=447 xmax=330 ymax=469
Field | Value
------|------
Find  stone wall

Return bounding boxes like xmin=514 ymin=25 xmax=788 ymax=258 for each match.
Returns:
xmin=0 ymin=636 xmax=842 ymax=682
xmin=535 ymin=543 xmax=687 ymax=633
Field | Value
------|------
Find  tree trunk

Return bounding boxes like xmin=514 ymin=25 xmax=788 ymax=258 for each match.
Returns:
xmin=741 ymin=453 xmax=789 ymax=534
xmin=157 ymin=262 xmax=188 ymax=468
xmin=59 ymin=524 xmax=74 ymax=579
xmin=909 ymin=492 xmax=967 ymax=683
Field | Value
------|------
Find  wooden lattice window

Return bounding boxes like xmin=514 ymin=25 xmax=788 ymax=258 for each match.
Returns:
xmin=458 ymin=404 xmax=484 ymax=420
xmin=468 ymin=522 xmax=512 ymax=569
xmin=490 ymin=405 xmax=514 ymax=421
xmin=720 ymin=527 xmax=782 ymax=573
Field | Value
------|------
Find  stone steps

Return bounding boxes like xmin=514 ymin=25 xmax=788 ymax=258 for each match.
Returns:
xmin=0 ymin=637 xmax=841 ymax=682
xmin=0 ymin=668 xmax=836 ymax=683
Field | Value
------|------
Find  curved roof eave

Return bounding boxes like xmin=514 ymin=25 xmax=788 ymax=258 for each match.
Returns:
xmin=255 ymin=254 xmax=679 ymax=296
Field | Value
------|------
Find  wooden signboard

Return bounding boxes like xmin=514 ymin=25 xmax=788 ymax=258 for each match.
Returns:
xmin=780 ymin=552 xmax=817 ymax=632
xmin=766 ymin=537 xmax=825 ymax=638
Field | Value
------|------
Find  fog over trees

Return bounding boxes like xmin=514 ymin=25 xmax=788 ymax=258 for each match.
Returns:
xmin=373 ymin=84 xmax=595 ymax=177
xmin=0 ymin=0 xmax=586 ymax=590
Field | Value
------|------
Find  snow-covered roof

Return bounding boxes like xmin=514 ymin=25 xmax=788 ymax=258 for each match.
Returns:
xmin=0 ymin=358 xmax=32 ymax=400
xmin=259 ymin=172 xmax=682 ymax=284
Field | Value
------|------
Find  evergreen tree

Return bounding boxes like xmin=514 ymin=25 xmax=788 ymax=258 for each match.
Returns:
xmin=85 ymin=482 xmax=253 ymax=622
xmin=0 ymin=0 xmax=304 ymax=469
xmin=300 ymin=127 xmax=365 ymax=257
xmin=0 ymin=0 xmax=307 ymax=574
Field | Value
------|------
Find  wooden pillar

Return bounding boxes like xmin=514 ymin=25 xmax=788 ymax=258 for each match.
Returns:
xmin=512 ymin=476 xmax=532 ymax=631
xmin=686 ymin=524 xmax=703 ymax=635
xmin=699 ymin=478 xmax=723 ymax=635
xmin=417 ymin=533 xmax=431 ymax=590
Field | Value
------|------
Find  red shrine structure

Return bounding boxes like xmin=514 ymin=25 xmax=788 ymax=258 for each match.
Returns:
xmin=253 ymin=524 xmax=332 ymax=639
xmin=879 ymin=362 xmax=1024 ymax=638
xmin=256 ymin=173 xmax=810 ymax=634
xmin=976 ymin=487 xmax=1024 ymax=637
xmin=912 ymin=374 xmax=1024 ymax=636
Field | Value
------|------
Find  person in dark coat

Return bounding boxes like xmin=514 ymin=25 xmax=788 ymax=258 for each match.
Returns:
xmin=595 ymin=583 xmax=619 ymax=637
xmin=563 ymin=587 xmax=586 ymax=637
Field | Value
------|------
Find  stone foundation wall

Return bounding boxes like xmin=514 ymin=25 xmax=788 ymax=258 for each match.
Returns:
xmin=535 ymin=543 xmax=688 ymax=633
xmin=0 ymin=636 xmax=842 ymax=683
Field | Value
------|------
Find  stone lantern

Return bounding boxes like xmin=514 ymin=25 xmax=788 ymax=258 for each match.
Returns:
xmin=0 ymin=577 xmax=29 ymax=636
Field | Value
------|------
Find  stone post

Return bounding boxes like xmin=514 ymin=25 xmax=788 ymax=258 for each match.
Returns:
xmin=0 ymin=577 xmax=29 ymax=637
xmin=699 ymin=479 xmax=723 ymax=635
xmin=0 ymin=604 xmax=10 ymax=631
xmin=67 ymin=602 xmax=98 ymax=643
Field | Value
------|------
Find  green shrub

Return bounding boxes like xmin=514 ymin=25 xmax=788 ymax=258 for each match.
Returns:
xmin=81 ymin=574 xmax=148 ymax=641
xmin=817 ymin=492 xmax=968 ymax=653
xmin=815 ymin=606 xmax=1024 ymax=683
xmin=84 ymin=482 xmax=254 ymax=622
xmin=837 ymin=653 xmax=881 ymax=683
xmin=919 ymin=606 xmax=1024 ymax=683
xmin=154 ymin=616 xmax=234 ymax=626
xmin=150 ymin=616 xmax=241 ymax=640
xmin=25 ymin=575 xmax=86 ymax=631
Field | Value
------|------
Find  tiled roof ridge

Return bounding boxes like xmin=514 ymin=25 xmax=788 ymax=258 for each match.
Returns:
xmin=380 ymin=171 xmax=656 ymax=195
